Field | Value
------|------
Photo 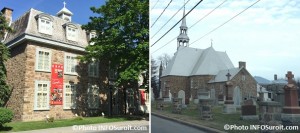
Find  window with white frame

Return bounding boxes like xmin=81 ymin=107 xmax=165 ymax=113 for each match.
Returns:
xmin=89 ymin=32 xmax=96 ymax=45
xmin=34 ymin=81 xmax=50 ymax=110
xmin=63 ymin=83 xmax=77 ymax=109
xmin=36 ymin=48 xmax=51 ymax=72
xmin=38 ymin=17 xmax=53 ymax=35
xmin=64 ymin=54 xmax=77 ymax=75
xmin=109 ymin=69 xmax=118 ymax=79
xmin=66 ymin=25 xmax=77 ymax=41
xmin=88 ymin=84 xmax=99 ymax=109
xmin=88 ymin=61 xmax=99 ymax=77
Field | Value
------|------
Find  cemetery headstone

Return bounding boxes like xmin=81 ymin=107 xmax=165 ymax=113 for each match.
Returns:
xmin=241 ymin=99 xmax=258 ymax=120
xmin=281 ymin=71 xmax=300 ymax=126
xmin=199 ymin=98 xmax=213 ymax=120
xmin=172 ymin=98 xmax=182 ymax=114
xmin=223 ymin=71 xmax=236 ymax=113
xmin=178 ymin=90 xmax=186 ymax=108
xmin=258 ymin=101 xmax=282 ymax=132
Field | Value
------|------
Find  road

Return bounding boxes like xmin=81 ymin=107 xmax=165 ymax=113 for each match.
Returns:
xmin=151 ymin=115 xmax=207 ymax=133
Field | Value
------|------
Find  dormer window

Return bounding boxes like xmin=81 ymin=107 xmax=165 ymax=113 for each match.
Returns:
xmin=64 ymin=23 xmax=77 ymax=41
xmin=89 ymin=31 xmax=96 ymax=45
xmin=36 ymin=14 xmax=53 ymax=35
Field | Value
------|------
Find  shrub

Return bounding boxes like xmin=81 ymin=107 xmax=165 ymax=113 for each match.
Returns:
xmin=0 ymin=108 xmax=13 ymax=127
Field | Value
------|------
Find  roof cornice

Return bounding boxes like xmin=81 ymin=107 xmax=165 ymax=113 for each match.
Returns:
xmin=6 ymin=33 xmax=85 ymax=52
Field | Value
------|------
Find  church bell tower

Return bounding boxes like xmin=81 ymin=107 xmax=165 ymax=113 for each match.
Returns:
xmin=177 ymin=2 xmax=189 ymax=50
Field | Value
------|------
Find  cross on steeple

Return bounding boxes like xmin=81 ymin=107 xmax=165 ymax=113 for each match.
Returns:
xmin=63 ymin=1 xmax=66 ymax=8
xmin=286 ymin=71 xmax=294 ymax=84
xmin=226 ymin=70 xmax=231 ymax=81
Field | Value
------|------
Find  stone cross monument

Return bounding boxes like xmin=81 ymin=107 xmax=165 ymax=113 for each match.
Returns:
xmin=223 ymin=70 xmax=236 ymax=113
xmin=282 ymin=71 xmax=300 ymax=126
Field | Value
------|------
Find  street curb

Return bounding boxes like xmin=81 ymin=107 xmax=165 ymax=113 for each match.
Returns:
xmin=152 ymin=112 xmax=226 ymax=133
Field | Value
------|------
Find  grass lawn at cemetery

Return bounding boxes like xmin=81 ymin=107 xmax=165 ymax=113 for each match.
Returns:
xmin=152 ymin=102 xmax=259 ymax=133
xmin=0 ymin=116 xmax=130 ymax=132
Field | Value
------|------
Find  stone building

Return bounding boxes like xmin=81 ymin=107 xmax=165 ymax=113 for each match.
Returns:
xmin=159 ymin=7 xmax=257 ymax=106
xmin=1 ymin=4 xmax=146 ymax=121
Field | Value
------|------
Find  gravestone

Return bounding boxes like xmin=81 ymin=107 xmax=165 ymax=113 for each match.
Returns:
xmin=199 ymin=98 xmax=214 ymax=120
xmin=233 ymin=87 xmax=242 ymax=107
xmin=223 ymin=72 xmax=236 ymax=114
xmin=240 ymin=99 xmax=258 ymax=120
xmin=172 ymin=98 xmax=182 ymax=114
xmin=281 ymin=71 xmax=300 ymax=126
xmin=169 ymin=90 xmax=172 ymax=101
xmin=258 ymin=101 xmax=282 ymax=132
xmin=178 ymin=90 xmax=186 ymax=108
xmin=210 ymin=89 xmax=216 ymax=105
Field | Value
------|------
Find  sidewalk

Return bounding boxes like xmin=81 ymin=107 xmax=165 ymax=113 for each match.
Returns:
xmin=151 ymin=110 xmax=225 ymax=133
xmin=13 ymin=120 xmax=149 ymax=133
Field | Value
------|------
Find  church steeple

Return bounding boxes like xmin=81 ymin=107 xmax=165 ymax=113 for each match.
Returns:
xmin=177 ymin=1 xmax=189 ymax=50
xmin=57 ymin=1 xmax=73 ymax=22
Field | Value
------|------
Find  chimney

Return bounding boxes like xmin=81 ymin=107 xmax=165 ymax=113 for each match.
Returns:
xmin=239 ymin=61 xmax=246 ymax=69
xmin=1 ymin=7 xmax=13 ymax=26
xmin=274 ymin=74 xmax=277 ymax=80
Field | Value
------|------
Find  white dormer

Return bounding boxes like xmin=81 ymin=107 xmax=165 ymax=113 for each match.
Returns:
xmin=35 ymin=13 xmax=54 ymax=35
xmin=64 ymin=23 xmax=77 ymax=41
xmin=89 ymin=31 xmax=96 ymax=45
xmin=57 ymin=2 xmax=73 ymax=22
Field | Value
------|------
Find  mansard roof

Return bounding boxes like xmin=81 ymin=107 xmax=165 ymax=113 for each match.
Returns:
xmin=162 ymin=46 xmax=234 ymax=77
xmin=4 ymin=8 xmax=88 ymax=51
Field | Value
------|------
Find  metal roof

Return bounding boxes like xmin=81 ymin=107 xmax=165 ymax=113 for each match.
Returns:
xmin=162 ymin=46 xmax=234 ymax=77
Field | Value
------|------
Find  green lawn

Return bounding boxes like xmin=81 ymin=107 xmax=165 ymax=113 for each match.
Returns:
xmin=0 ymin=116 xmax=129 ymax=132
xmin=152 ymin=102 xmax=300 ymax=133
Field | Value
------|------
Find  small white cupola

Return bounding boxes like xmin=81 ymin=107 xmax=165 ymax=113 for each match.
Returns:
xmin=57 ymin=1 xmax=73 ymax=22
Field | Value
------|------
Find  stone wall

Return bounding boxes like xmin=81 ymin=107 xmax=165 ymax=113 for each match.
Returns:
xmin=190 ymin=75 xmax=214 ymax=100
xmin=7 ymin=41 xmax=110 ymax=121
xmin=160 ymin=76 xmax=188 ymax=98
xmin=231 ymin=68 xmax=257 ymax=100
xmin=5 ymin=43 xmax=27 ymax=121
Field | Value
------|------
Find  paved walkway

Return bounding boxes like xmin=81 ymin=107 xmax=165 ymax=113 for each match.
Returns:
xmin=13 ymin=120 xmax=149 ymax=133
xmin=151 ymin=111 xmax=225 ymax=133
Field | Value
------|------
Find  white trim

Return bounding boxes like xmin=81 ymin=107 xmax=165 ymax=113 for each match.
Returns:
xmin=34 ymin=80 xmax=50 ymax=110
xmin=88 ymin=61 xmax=99 ymax=78
xmin=63 ymin=83 xmax=77 ymax=109
xmin=64 ymin=53 xmax=78 ymax=75
xmin=87 ymin=84 xmax=100 ymax=109
xmin=35 ymin=48 xmax=52 ymax=72
xmin=7 ymin=34 xmax=85 ymax=51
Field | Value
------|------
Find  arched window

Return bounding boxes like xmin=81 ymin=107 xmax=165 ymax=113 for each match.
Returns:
xmin=36 ymin=13 xmax=53 ymax=35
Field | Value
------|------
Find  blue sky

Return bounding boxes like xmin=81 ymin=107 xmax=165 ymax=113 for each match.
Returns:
xmin=0 ymin=0 xmax=105 ymax=24
xmin=150 ymin=0 xmax=300 ymax=80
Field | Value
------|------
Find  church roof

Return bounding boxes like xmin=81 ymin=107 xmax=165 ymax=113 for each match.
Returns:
xmin=4 ymin=8 xmax=88 ymax=50
xmin=57 ymin=6 xmax=73 ymax=16
xmin=208 ymin=67 xmax=242 ymax=83
xmin=162 ymin=46 xmax=234 ymax=77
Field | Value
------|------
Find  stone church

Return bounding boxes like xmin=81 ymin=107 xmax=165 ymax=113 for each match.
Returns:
xmin=1 ymin=3 xmax=148 ymax=121
xmin=159 ymin=7 xmax=257 ymax=106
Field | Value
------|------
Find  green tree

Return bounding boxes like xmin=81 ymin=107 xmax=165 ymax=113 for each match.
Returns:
xmin=81 ymin=0 xmax=149 ymax=87
xmin=0 ymin=12 xmax=12 ymax=107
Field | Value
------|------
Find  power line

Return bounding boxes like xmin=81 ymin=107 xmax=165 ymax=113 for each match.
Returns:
xmin=151 ymin=0 xmax=221 ymax=54
xmin=189 ymin=0 xmax=228 ymax=29
xmin=151 ymin=0 xmax=204 ymax=47
xmin=151 ymin=0 xmax=191 ymax=39
xmin=190 ymin=0 xmax=261 ymax=46
xmin=151 ymin=0 xmax=261 ymax=55
xmin=151 ymin=0 xmax=160 ymax=10
xmin=151 ymin=0 xmax=173 ymax=28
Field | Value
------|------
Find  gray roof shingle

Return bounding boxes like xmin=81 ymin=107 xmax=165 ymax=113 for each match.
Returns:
xmin=162 ymin=46 xmax=234 ymax=77
xmin=4 ymin=8 xmax=89 ymax=48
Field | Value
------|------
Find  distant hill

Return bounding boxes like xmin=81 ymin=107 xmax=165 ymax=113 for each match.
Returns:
xmin=254 ymin=76 xmax=271 ymax=85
